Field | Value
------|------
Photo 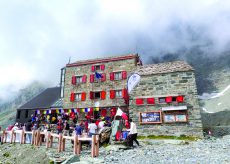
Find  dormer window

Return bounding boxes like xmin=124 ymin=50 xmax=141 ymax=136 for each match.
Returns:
xmin=95 ymin=65 xmax=101 ymax=71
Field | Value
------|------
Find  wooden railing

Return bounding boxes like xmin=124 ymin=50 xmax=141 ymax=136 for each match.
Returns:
xmin=0 ymin=130 xmax=99 ymax=157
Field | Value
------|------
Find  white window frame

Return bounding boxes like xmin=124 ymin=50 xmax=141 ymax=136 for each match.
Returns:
xmin=76 ymin=76 xmax=83 ymax=83
xmin=114 ymin=72 xmax=122 ymax=80
xmin=115 ymin=90 xmax=122 ymax=98
xmin=75 ymin=93 xmax=82 ymax=101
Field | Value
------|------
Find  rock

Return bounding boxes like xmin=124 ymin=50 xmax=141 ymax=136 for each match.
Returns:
xmin=163 ymin=140 xmax=186 ymax=145
xmin=99 ymin=127 xmax=112 ymax=144
xmin=62 ymin=155 xmax=80 ymax=164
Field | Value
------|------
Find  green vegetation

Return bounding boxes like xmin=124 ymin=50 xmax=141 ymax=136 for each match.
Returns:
xmin=3 ymin=152 xmax=10 ymax=157
xmin=137 ymin=135 xmax=200 ymax=141
xmin=49 ymin=160 xmax=54 ymax=164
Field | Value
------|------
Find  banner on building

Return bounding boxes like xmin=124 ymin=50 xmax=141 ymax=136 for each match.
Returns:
xmin=127 ymin=73 xmax=141 ymax=93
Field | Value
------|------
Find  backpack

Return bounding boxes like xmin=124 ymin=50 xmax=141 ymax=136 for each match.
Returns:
xmin=57 ymin=121 xmax=63 ymax=130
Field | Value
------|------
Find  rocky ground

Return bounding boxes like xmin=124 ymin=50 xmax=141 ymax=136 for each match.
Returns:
xmin=1 ymin=135 xmax=230 ymax=164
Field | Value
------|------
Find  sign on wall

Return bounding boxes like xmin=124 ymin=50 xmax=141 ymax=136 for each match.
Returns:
xmin=163 ymin=114 xmax=188 ymax=123
xmin=139 ymin=111 xmax=162 ymax=124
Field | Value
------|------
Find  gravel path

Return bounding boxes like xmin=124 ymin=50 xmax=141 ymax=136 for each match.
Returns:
xmin=1 ymin=135 xmax=230 ymax=164
xmin=77 ymin=135 xmax=230 ymax=164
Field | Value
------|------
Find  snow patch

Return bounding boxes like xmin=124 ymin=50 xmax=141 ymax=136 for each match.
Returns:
xmin=199 ymin=84 xmax=230 ymax=100
xmin=202 ymin=107 xmax=214 ymax=113
xmin=210 ymin=84 xmax=230 ymax=99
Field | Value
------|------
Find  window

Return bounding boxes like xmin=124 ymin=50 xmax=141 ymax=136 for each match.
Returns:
xmin=115 ymin=90 xmax=122 ymax=98
xmin=72 ymin=75 xmax=86 ymax=84
xmin=91 ymin=64 xmax=105 ymax=71
xmin=172 ymin=97 xmax=177 ymax=102
xmin=75 ymin=93 xmax=82 ymax=101
xmin=94 ymin=92 xmax=101 ymax=99
xmin=25 ymin=110 xmax=29 ymax=118
xmin=95 ymin=65 xmax=101 ymax=71
xmin=17 ymin=110 xmax=21 ymax=119
xmin=114 ymin=72 xmax=122 ymax=80
xmin=76 ymin=76 xmax=82 ymax=83
xmin=158 ymin=97 xmax=166 ymax=103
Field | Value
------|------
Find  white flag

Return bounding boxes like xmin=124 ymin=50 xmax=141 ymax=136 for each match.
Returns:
xmin=115 ymin=107 xmax=123 ymax=116
xmin=127 ymin=73 xmax=141 ymax=93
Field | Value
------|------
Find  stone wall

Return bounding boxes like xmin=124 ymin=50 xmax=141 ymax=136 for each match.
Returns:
xmin=63 ymin=58 xmax=137 ymax=109
xmin=129 ymin=71 xmax=203 ymax=137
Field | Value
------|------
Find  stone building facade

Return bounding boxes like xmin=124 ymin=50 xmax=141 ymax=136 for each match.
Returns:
xmin=129 ymin=61 xmax=203 ymax=137
xmin=63 ymin=54 xmax=141 ymax=119
xmin=63 ymin=54 xmax=203 ymax=137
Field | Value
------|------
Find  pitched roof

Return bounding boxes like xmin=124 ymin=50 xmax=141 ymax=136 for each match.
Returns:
xmin=66 ymin=54 xmax=139 ymax=67
xmin=137 ymin=61 xmax=194 ymax=75
xmin=18 ymin=87 xmax=61 ymax=110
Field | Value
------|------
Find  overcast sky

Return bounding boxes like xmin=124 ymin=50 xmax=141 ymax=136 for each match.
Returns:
xmin=0 ymin=0 xmax=230 ymax=101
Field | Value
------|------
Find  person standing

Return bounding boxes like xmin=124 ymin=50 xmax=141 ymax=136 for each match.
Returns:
xmin=98 ymin=118 xmax=105 ymax=134
xmin=56 ymin=119 xmax=63 ymax=134
xmin=25 ymin=120 xmax=33 ymax=143
xmin=63 ymin=120 xmax=70 ymax=136
xmin=88 ymin=120 xmax=97 ymax=137
xmin=75 ymin=122 xmax=83 ymax=135
xmin=127 ymin=118 xmax=139 ymax=147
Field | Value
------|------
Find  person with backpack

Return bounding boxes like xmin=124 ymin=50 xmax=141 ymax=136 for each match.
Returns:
xmin=56 ymin=119 xmax=63 ymax=134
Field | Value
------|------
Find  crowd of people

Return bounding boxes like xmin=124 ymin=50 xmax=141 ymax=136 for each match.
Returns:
xmin=0 ymin=113 xmax=140 ymax=148
xmin=4 ymin=113 xmax=112 ymax=138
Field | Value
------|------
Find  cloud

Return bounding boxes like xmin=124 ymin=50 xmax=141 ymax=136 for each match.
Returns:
xmin=0 ymin=0 xmax=230 ymax=101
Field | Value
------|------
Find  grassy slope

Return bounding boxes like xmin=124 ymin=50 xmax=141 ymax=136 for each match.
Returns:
xmin=0 ymin=109 xmax=16 ymax=129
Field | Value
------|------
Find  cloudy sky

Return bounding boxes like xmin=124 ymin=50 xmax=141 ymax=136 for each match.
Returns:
xmin=0 ymin=0 xmax=230 ymax=101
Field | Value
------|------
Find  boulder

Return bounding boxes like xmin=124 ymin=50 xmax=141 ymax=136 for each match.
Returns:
xmin=99 ymin=127 xmax=112 ymax=144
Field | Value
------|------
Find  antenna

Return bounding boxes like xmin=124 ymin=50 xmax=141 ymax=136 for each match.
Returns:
xmin=68 ymin=56 xmax=71 ymax=64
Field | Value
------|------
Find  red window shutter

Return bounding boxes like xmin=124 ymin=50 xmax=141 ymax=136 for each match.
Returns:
xmin=90 ymin=74 xmax=94 ymax=83
xmin=81 ymin=92 xmax=86 ymax=101
xmin=70 ymin=93 xmax=75 ymax=102
xmin=82 ymin=75 xmax=87 ymax=83
xmin=176 ymin=96 xmax=184 ymax=103
xmin=71 ymin=76 xmax=76 ymax=85
xmin=100 ymin=64 xmax=105 ymax=70
xmin=101 ymin=73 xmax=106 ymax=82
xmin=122 ymin=88 xmax=129 ymax=104
xmin=110 ymin=90 xmax=115 ymax=99
xmin=110 ymin=72 xmax=114 ymax=81
xmin=89 ymin=91 xmax=94 ymax=99
xmin=122 ymin=88 xmax=128 ymax=98
xmin=101 ymin=91 xmax=106 ymax=100
xmin=136 ymin=98 xmax=144 ymax=105
xmin=91 ymin=65 xmax=95 ymax=72
xmin=122 ymin=71 xmax=127 ymax=79
xmin=165 ymin=96 xmax=172 ymax=103
xmin=147 ymin=98 xmax=155 ymax=104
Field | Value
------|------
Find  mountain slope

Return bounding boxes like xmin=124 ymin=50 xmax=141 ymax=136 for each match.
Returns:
xmin=0 ymin=81 xmax=46 ymax=128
